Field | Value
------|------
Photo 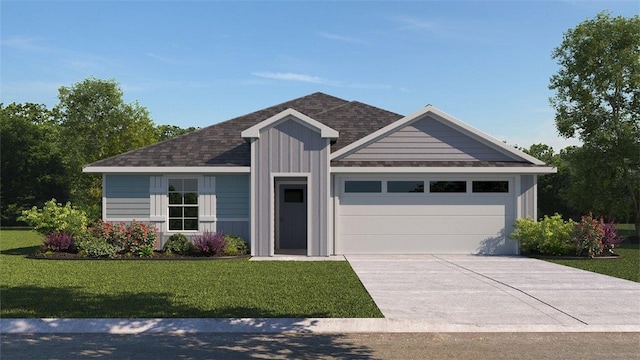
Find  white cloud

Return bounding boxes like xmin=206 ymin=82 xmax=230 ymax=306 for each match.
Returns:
xmin=318 ymin=31 xmax=368 ymax=45
xmin=147 ymin=52 xmax=188 ymax=65
xmin=251 ymin=71 xmax=394 ymax=91
xmin=389 ymin=16 xmax=438 ymax=31
xmin=251 ymin=72 xmax=341 ymax=86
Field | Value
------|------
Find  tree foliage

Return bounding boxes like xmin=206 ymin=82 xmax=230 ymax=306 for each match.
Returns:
xmin=521 ymin=144 xmax=577 ymax=219
xmin=0 ymin=103 xmax=69 ymax=225
xmin=156 ymin=124 xmax=198 ymax=141
xmin=549 ymin=12 xmax=640 ymax=236
xmin=54 ymin=78 xmax=159 ymax=215
xmin=1 ymin=78 xmax=195 ymax=225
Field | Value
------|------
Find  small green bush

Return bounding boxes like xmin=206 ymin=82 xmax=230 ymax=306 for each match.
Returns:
xmin=222 ymin=235 xmax=248 ymax=256
xmin=162 ymin=233 xmax=193 ymax=255
xmin=138 ymin=246 xmax=154 ymax=258
xmin=18 ymin=199 xmax=88 ymax=236
xmin=511 ymin=214 xmax=574 ymax=256
xmin=76 ymin=233 xmax=116 ymax=258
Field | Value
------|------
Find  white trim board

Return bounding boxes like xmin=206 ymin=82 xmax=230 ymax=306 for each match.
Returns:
xmin=331 ymin=166 xmax=556 ymax=174
xmin=241 ymin=108 xmax=339 ymax=139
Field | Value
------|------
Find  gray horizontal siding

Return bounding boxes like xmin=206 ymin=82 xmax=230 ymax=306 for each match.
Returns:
xmin=105 ymin=175 xmax=150 ymax=218
xmin=216 ymin=175 xmax=250 ymax=218
xmin=342 ymin=115 xmax=514 ymax=162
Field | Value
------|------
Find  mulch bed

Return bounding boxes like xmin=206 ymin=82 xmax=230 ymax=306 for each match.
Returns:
xmin=26 ymin=251 xmax=250 ymax=260
xmin=526 ymin=253 xmax=620 ymax=260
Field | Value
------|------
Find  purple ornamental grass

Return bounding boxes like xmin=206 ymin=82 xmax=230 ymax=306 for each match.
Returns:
xmin=44 ymin=232 xmax=76 ymax=252
xmin=192 ymin=231 xmax=227 ymax=256
xmin=600 ymin=220 xmax=624 ymax=250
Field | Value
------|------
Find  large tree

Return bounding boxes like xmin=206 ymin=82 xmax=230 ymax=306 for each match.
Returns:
xmin=54 ymin=78 xmax=158 ymax=216
xmin=549 ymin=12 xmax=640 ymax=237
xmin=521 ymin=144 xmax=577 ymax=220
xmin=0 ymin=103 xmax=69 ymax=225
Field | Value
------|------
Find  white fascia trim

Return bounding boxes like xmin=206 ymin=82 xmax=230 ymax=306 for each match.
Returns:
xmin=330 ymin=106 xmax=546 ymax=166
xmin=241 ymin=108 xmax=339 ymax=139
xmin=83 ymin=166 xmax=251 ymax=174
xmin=330 ymin=166 xmax=557 ymax=174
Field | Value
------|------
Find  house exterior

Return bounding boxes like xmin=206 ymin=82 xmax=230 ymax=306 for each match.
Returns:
xmin=84 ymin=93 xmax=555 ymax=256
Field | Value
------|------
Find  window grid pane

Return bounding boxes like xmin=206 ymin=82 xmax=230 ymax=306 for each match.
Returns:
xmin=168 ymin=178 xmax=198 ymax=231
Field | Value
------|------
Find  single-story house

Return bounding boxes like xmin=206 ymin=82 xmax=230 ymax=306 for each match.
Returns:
xmin=84 ymin=92 xmax=555 ymax=256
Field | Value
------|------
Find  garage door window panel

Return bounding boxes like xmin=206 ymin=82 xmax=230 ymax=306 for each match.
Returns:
xmin=388 ymin=181 xmax=424 ymax=193
xmin=429 ymin=181 xmax=467 ymax=193
xmin=345 ymin=181 xmax=382 ymax=193
xmin=472 ymin=181 xmax=509 ymax=193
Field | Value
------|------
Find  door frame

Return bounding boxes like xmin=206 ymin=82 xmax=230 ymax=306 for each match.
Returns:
xmin=271 ymin=174 xmax=310 ymax=255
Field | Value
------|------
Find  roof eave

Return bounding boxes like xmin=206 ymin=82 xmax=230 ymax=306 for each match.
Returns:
xmin=83 ymin=166 xmax=251 ymax=174
xmin=330 ymin=166 xmax=557 ymax=174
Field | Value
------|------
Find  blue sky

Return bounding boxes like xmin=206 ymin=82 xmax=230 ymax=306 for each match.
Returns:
xmin=2 ymin=1 xmax=638 ymax=150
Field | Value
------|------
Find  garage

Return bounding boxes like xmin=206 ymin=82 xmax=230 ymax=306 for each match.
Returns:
xmin=335 ymin=175 xmax=517 ymax=255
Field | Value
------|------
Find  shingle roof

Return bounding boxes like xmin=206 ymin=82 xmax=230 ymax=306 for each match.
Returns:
xmin=85 ymin=93 xmax=545 ymax=169
xmin=87 ymin=92 xmax=398 ymax=167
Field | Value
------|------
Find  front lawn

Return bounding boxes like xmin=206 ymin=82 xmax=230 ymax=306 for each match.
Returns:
xmin=0 ymin=230 xmax=382 ymax=318
xmin=545 ymin=242 xmax=640 ymax=282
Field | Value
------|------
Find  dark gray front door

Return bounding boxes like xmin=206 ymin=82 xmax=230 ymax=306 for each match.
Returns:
xmin=278 ymin=184 xmax=307 ymax=249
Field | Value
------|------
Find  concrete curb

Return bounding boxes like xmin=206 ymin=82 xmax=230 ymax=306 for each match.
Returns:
xmin=2 ymin=318 xmax=639 ymax=334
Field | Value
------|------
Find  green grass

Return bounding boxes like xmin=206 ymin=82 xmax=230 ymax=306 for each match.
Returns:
xmin=0 ymin=230 xmax=382 ymax=318
xmin=546 ymin=242 xmax=640 ymax=282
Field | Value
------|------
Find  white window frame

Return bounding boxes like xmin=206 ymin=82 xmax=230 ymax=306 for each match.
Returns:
xmin=166 ymin=176 xmax=202 ymax=233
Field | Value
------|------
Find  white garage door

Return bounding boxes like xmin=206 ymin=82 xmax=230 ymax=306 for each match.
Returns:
xmin=336 ymin=177 xmax=517 ymax=255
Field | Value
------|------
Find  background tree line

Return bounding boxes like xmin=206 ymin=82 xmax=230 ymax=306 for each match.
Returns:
xmin=1 ymin=78 xmax=196 ymax=225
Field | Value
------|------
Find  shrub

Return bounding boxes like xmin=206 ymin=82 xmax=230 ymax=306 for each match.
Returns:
xmin=163 ymin=233 xmax=193 ymax=255
xmin=600 ymin=221 xmax=624 ymax=251
xmin=76 ymin=233 xmax=117 ymax=258
xmin=18 ymin=199 xmax=88 ymax=236
xmin=43 ymin=232 xmax=76 ymax=253
xmin=222 ymin=235 xmax=248 ymax=256
xmin=511 ymin=214 xmax=574 ymax=256
xmin=89 ymin=220 xmax=157 ymax=256
xmin=123 ymin=221 xmax=157 ymax=256
xmin=573 ymin=214 xmax=605 ymax=258
xmin=138 ymin=246 xmax=154 ymax=258
xmin=572 ymin=214 xmax=623 ymax=258
xmin=192 ymin=231 xmax=227 ymax=256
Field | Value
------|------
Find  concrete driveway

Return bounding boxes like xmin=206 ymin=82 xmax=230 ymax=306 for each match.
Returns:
xmin=346 ymin=255 xmax=640 ymax=328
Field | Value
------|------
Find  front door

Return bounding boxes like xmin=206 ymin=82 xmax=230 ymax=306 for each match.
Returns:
xmin=277 ymin=184 xmax=307 ymax=250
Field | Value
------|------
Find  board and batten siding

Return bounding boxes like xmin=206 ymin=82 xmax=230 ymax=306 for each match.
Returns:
xmin=253 ymin=117 xmax=330 ymax=256
xmin=104 ymin=175 xmax=150 ymax=219
xmin=339 ymin=115 xmax=515 ymax=162
xmin=519 ymin=175 xmax=536 ymax=220
xmin=216 ymin=175 xmax=250 ymax=240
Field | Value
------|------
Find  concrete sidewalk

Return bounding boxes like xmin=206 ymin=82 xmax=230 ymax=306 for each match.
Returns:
xmin=2 ymin=317 xmax=639 ymax=334
xmin=346 ymin=255 xmax=640 ymax=329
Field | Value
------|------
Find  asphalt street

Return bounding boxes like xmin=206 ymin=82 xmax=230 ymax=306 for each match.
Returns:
xmin=2 ymin=332 xmax=639 ymax=360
